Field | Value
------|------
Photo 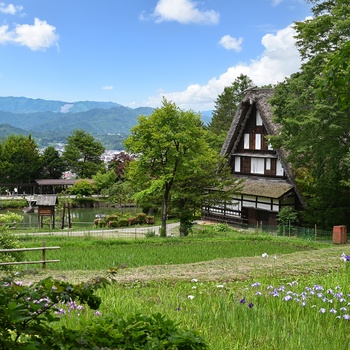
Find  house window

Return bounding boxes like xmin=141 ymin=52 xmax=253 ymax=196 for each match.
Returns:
xmin=266 ymin=158 xmax=271 ymax=170
xmin=256 ymin=111 xmax=263 ymax=126
xmin=235 ymin=156 xmax=241 ymax=172
xmin=244 ymin=134 xmax=250 ymax=149
xmin=276 ymin=159 xmax=284 ymax=176
xmin=255 ymin=134 xmax=261 ymax=150
xmin=268 ymin=143 xmax=274 ymax=151
xmin=251 ymin=157 xmax=264 ymax=174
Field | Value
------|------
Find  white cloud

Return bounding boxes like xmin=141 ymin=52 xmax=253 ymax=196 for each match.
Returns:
xmin=145 ymin=23 xmax=301 ymax=111
xmin=0 ymin=24 xmax=12 ymax=43
xmin=153 ymin=0 xmax=219 ymax=25
xmin=272 ymin=0 xmax=283 ymax=6
xmin=102 ymin=86 xmax=113 ymax=90
xmin=0 ymin=2 xmax=23 ymax=15
xmin=0 ymin=18 xmax=59 ymax=51
xmin=219 ymin=35 xmax=243 ymax=52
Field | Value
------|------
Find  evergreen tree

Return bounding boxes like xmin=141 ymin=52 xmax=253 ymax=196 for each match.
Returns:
xmin=40 ymin=146 xmax=66 ymax=179
xmin=63 ymin=130 xmax=105 ymax=178
xmin=208 ymin=74 xmax=254 ymax=151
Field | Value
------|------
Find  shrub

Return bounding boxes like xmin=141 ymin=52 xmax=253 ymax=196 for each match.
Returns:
xmin=0 ymin=274 xmax=108 ymax=349
xmin=61 ymin=313 xmax=208 ymax=349
xmin=213 ymin=223 xmax=231 ymax=232
xmin=128 ymin=217 xmax=136 ymax=225
xmin=135 ymin=212 xmax=147 ymax=224
xmin=0 ymin=212 xmax=24 ymax=271
xmin=107 ymin=220 xmax=119 ymax=228
xmin=94 ymin=219 xmax=106 ymax=228
xmin=146 ymin=216 xmax=155 ymax=224
xmin=0 ymin=199 xmax=27 ymax=209
xmin=106 ymin=214 xmax=119 ymax=222
xmin=0 ymin=232 xmax=24 ymax=271
xmin=145 ymin=229 xmax=156 ymax=238
xmin=118 ymin=218 xmax=129 ymax=227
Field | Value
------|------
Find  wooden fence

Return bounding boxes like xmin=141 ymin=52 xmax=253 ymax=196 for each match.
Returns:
xmin=0 ymin=241 xmax=60 ymax=269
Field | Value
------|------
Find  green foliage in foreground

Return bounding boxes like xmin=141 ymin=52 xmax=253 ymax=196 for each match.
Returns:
xmin=0 ymin=212 xmax=25 ymax=270
xmin=0 ymin=274 xmax=207 ymax=349
xmin=0 ymin=274 xmax=106 ymax=349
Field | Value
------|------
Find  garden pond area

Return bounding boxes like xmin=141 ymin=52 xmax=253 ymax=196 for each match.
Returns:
xmin=7 ymin=207 xmax=141 ymax=230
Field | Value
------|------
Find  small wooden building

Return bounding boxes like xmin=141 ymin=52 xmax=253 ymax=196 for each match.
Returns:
xmin=36 ymin=195 xmax=58 ymax=229
xmin=35 ymin=179 xmax=78 ymax=194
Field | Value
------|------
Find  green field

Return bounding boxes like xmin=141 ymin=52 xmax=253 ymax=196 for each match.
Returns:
xmin=19 ymin=233 xmax=320 ymax=270
xmin=10 ymin=229 xmax=350 ymax=349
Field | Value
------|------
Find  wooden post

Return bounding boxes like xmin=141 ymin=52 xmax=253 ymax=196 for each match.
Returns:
xmin=61 ymin=203 xmax=66 ymax=229
xmin=288 ymin=220 xmax=291 ymax=237
xmin=68 ymin=203 xmax=72 ymax=228
xmin=42 ymin=241 xmax=46 ymax=269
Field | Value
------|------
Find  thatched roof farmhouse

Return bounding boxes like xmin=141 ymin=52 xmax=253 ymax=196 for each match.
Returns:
xmin=202 ymin=88 xmax=303 ymax=226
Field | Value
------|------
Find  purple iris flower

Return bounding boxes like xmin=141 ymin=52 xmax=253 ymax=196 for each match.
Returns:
xmin=240 ymin=298 xmax=246 ymax=304
xmin=248 ymin=303 xmax=254 ymax=308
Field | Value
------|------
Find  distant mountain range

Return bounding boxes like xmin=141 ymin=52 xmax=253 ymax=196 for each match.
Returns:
xmin=0 ymin=96 xmax=213 ymax=149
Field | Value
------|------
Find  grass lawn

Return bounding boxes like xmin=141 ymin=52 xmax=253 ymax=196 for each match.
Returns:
xmin=6 ymin=225 xmax=350 ymax=349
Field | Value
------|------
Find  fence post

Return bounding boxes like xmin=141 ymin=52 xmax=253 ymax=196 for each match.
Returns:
xmin=315 ymin=224 xmax=317 ymax=241
xmin=42 ymin=241 xmax=46 ymax=269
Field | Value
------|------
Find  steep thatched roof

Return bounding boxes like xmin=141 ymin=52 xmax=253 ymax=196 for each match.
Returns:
xmin=220 ymin=88 xmax=275 ymax=157
xmin=220 ymin=87 xmax=305 ymax=205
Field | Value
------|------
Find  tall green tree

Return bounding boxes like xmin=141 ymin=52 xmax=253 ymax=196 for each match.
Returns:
xmin=69 ymin=179 xmax=96 ymax=197
xmin=0 ymin=135 xmax=41 ymax=184
xmin=124 ymin=99 xmax=241 ymax=236
xmin=63 ymin=130 xmax=105 ymax=178
xmin=40 ymin=146 xmax=66 ymax=179
xmin=93 ymin=169 xmax=116 ymax=195
xmin=270 ymin=0 xmax=350 ymax=228
xmin=208 ymin=74 xmax=254 ymax=151
xmin=317 ymin=40 xmax=350 ymax=111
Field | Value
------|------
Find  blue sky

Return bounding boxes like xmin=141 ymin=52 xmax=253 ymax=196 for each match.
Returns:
xmin=0 ymin=0 xmax=312 ymax=111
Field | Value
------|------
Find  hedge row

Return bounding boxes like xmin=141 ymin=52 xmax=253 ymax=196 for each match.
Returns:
xmin=94 ymin=213 xmax=155 ymax=228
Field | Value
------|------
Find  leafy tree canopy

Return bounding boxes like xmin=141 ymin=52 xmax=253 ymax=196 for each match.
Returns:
xmin=107 ymin=151 xmax=135 ymax=180
xmin=0 ymin=134 xmax=41 ymax=184
xmin=93 ymin=169 xmax=116 ymax=193
xmin=270 ymin=0 xmax=350 ymax=228
xmin=69 ymin=179 xmax=96 ymax=197
xmin=63 ymin=130 xmax=105 ymax=178
xmin=124 ymin=99 xmax=241 ymax=236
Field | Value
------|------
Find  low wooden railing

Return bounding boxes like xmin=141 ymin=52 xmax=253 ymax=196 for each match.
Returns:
xmin=0 ymin=242 xmax=60 ymax=269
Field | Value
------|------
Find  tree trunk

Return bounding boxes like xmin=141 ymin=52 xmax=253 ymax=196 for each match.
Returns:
xmin=160 ymin=183 xmax=171 ymax=237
